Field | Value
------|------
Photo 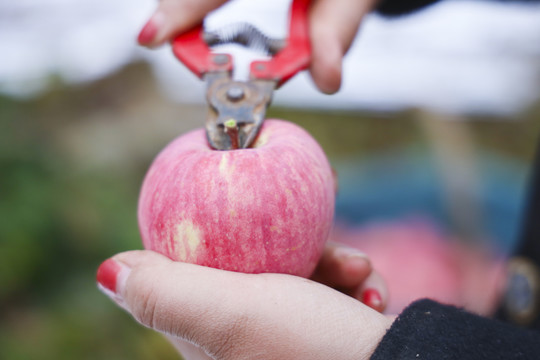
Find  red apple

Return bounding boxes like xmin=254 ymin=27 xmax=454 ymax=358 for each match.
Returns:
xmin=332 ymin=219 xmax=504 ymax=315
xmin=138 ymin=119 xmax=335 ymax=277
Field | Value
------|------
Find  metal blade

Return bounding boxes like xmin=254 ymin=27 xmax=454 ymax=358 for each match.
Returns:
xmin=205 ymin=74 xmax=275 ymax=150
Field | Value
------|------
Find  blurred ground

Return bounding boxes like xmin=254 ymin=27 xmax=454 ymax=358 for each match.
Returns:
xmin=1 ymin=61 xmax=540 ymax=359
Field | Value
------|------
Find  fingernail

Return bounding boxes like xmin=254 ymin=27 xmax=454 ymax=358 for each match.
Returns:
xmin=138 ymin=19 xmax=158 ymax=45
xmin=138 ymin=12 xmax=165 ymax=45
xmin=334 ymin=247 xmax=369 ymax=261
xmin=362 ymin=288 xmax=383 ymax=311
xmin=97 ymin=258 xmax=130 ymax=304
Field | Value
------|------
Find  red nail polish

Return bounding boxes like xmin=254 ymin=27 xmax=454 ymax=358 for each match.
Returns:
xmin=362 ymin=288 xmax=382 ymax=310
xmin=137 ymin=19 xmax=158 ymax=45
xmin=97 ymin=258 xmax=122 ymax=293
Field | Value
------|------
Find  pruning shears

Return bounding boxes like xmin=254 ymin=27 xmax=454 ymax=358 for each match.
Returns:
xmin=172 ymin=0 xmax=312 ymax=150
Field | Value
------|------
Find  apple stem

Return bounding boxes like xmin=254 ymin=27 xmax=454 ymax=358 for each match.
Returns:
xmin=224 ymin=119 xmax=240 ymax=150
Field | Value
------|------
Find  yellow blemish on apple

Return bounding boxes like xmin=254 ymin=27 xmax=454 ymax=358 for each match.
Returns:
xmin=219 ymin=153 xmax=229 ymax=175
xmin=252 ymin=132 xmax=269 ymax=148
xmin=175 ymin=220 xmax=201 ymax=261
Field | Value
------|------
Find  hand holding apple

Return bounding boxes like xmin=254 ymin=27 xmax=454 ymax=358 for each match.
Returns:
xmin=100 ymin=135 xmax=388 ymax=359
xmin=96 ymin=250 xmax=393 ymax=360
xmin=138 ymin=119 xmax=335 ymax=277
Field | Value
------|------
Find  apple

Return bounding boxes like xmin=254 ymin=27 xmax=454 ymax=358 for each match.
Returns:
xmin=138 ymin=119 xmax=335 ymax=277
xmin=331 ymin=220 xmax=504 ymax=315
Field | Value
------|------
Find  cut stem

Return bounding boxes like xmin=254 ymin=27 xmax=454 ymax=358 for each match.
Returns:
xmin=224 ymin=118 xmax=240 ymax=150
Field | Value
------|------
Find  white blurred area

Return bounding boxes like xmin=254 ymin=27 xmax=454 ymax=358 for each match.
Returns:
xmin=1 ymin=0 xmax=540 ymax=115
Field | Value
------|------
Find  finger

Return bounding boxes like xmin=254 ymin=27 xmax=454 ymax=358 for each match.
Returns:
xmin=311 ymin=244 xmax=372 ymax=289
xmin=138 ymin=0 xmax=229 ymax=47
xmin=354 ymin=271 xmax=389 ymax=313
xmin=309 ymin=0 xmax=378 ymax=93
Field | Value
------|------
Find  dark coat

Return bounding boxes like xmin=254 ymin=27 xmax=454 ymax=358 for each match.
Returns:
xmin=372 ymin=299 xmax=540 ymax=359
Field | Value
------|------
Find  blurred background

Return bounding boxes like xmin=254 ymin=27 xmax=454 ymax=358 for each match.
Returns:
xmin=1 ymin=0 xmax=540 ymax=358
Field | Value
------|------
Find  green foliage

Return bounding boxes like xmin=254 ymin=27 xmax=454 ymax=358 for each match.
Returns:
xmin=0 ymin=94 xmax=179 ymax=359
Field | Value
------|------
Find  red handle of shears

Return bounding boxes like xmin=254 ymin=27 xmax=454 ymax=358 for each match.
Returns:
xmin=171 ymin=25 xmax=233 ymax=77
xmin=171 ymin=0 xmax=311 ymax=87
xmin=250 ymin=0 xmax=311 ymax=86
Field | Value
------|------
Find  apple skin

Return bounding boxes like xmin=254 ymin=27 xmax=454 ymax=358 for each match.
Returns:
xmin=138 ymin=119 xmax=335 ymax=277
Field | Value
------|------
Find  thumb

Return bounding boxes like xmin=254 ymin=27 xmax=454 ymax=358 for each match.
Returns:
xmin=96 ymin=250 xmax=257 ymax=358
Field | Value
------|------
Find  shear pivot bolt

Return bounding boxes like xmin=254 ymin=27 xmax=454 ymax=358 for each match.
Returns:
xmin=226 ymin=86 xmax=245 ymax=102
xmin=213 ymin=54 xmax=229 ymax=65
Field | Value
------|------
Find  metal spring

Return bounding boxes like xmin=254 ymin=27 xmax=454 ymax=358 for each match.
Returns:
xmin=204 ymin=23 xmax=285 ymax=56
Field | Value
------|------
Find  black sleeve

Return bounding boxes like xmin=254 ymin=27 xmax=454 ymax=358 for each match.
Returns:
xmin=375 ymin=0 xmax=540 ymax=17
xmin=376 ymin=0 xmax=442 ymax=16
xmin=371 ymin=299 xmax=540 ymax=360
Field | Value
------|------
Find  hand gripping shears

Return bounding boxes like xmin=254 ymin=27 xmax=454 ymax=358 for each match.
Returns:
xmin=172 ymin=0 xmax=312 ymax=150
